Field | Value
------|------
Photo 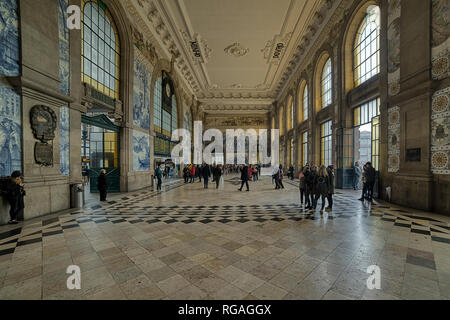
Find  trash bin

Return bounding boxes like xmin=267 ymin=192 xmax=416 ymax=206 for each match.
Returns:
xmin=70 ymin=184 xmax=84 ymax=209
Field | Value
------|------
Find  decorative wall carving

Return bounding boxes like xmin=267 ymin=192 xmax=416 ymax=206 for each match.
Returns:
xmin=0 ymin=86 xmax=21 ymax=177
xmin=30 ymin=105 xmax=57 ymax=167
xmin=224 ymin=42 xmax=250 ymax=58
xmin=431 ymin=87 xmax=450 ymax=174
xmin=388 ymin=106 xmax=400 ymax=173
xmin=431 ymin=0 xmax=450 ymax=80
xmin=133 ymin=26 xmax=158 ymax=66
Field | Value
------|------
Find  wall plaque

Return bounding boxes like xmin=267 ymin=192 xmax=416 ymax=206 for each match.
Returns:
xmin=34 ymin=143 xmax=53 ymax=166
xmin=406 ymin=148 xmax=421 ymax=162
xmin=30 ymin=105 xmax=57 ymax=167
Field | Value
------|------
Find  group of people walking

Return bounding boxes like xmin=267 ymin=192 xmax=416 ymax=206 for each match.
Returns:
xmin=298 ymin=164 xmax=335 ymax=212
xmin=183 ymin=164 xmax=224 ymax=189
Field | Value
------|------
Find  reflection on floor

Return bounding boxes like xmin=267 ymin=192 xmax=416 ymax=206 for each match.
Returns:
xmin=0 ymin=175 xmax=449 ymax=300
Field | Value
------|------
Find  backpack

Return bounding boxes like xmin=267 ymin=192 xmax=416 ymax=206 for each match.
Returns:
xmin=317 ymin=176 xmax=328 ymax=194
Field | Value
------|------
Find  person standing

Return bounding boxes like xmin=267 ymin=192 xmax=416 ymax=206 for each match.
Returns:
xmin=248 ymin=165 xmax=253 ymax=182
xmin=98 ymin=169 xmax=108 ymax=201
xmin=299 ymin=166 xmax=306 ymax=206
xmin=6 ymin=171 xmax=25 ymax=224
xmin=238 ymin=164 xmax=250 ymax=192
xmin=201 ymin=163 xmax=211 ymax=189
xmin=353 ymin=162 xmax=361 ymax=190
xmin=326 ymin=165 xmax=335 ymax=210
xmin=365 ymin=162 xmax=376 ymax=202
xmin=278 ymin=165 xmax=285 ymax=189
xmin=288 ymin=165 xmax=294 ymax=180
xmin=306 ymin=165 xmax=317 ymax=209
xmin=155 ymin=165 xmax=163 ymax=191
xmin=313 ymin=165 xmax=329 ymax=213
xmin=190 ymin=164 xmax=195 ymax=183
xmin=213 ymin=165 xmax=222 ymax=189
xmin=359 ymin=164 xmax=368 ymax=201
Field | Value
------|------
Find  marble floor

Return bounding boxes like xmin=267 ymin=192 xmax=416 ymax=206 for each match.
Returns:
xmin=0 ymin=175 xmax=449 ymax=300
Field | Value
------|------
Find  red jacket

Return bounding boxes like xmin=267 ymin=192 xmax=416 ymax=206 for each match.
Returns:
xmin=190 ymin=167 xmax=195 ymax=175
xmin=248 ymin=167 xmax=253 ymax=178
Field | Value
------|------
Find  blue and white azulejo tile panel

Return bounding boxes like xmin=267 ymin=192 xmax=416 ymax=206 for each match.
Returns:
xmin=133 ymin=53 xmax=151 ymax=131
xmin=133 ymin=130 xmax=150 ymax=172
xmin=58 ymin=0 xmax=70 ymax=95
xmin=60 ymin=106 xmax=70 ymax=176
xmin=0 ymin=0 xmax=20 ymax=76
xmin=0 ymin=86 xmax=21 ymax=177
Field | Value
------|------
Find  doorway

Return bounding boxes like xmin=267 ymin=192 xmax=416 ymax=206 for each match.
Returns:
xmin=81 ymin=115 xmax=120 ymax=200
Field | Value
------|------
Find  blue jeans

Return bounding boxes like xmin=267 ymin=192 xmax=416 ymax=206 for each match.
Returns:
xmin=353 ymin=175 xmax=360 ymax=189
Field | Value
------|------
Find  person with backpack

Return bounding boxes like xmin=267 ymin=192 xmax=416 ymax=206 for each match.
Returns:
xmin=326 ymin=165 xmax=335 ymax=210
xmin=201 ymin=163 xmax=211 ymax=189
xmin=365 ymin=162 xmax=376 ymax=202
xmin=5 ymin=171 xmax=25 ymax=224
xmin=313 ymin=165 xmax=329 ymax=212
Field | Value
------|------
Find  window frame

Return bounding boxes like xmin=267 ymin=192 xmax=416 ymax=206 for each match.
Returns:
xmin=321 ymin=58 xmax=332 ymax=109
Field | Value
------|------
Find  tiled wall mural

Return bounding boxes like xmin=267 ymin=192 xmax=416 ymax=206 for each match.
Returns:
xmin=58 ymin=0 xmax=70 ymax=95
xmin=431 ymin=87 xmax=450 ymax=174
xmin=0 ymin=0 xmax=20 ymax=76
xmin=133 ymin=52 xmax=152 ymax=130
xmin=388 ymin=106 xmax=400 ymax=173
xmin=0 ymin=86 xmax=21 ymax=177
xmin=431 ymin=0 xmax=450 ymax=80
xmin=387 ymin=0 xmax=401 ymax=96
xmin=133 ymin=130 xmax=150 ymax=172
xmin=60 ymin=106 xmax=70 ymax=176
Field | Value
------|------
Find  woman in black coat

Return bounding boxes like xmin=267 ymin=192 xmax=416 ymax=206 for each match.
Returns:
xmin=97 ymin=169 xmax=108 ymax=201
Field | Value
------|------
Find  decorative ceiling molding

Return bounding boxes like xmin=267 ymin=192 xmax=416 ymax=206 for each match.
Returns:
xmin=224 ymin=42 xmax=250 ymax=58
xmin=124 ymin=0 xmax=342 ymax=111
xmin=180 ymin=30 xmax=213 ymax=64
xmin=261 ymin=32 xmax=294 ymax=66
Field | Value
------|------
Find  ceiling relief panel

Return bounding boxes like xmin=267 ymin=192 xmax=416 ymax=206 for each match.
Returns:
xmin=224 ymin=42 xmax=250 ymax=58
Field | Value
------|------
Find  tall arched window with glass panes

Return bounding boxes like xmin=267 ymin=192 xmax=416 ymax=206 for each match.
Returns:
xmin=303 ymin=85 xmax=309 ymax=121
xmin=153 ymin=71 xmax=178 ymax=158
xmin=81 ymin=0 xmax=120 ymax=105
xmin=321 ymin=58 xmax=332 ymax=109
xmin=354 ymin=6 xmax=380 ymax=87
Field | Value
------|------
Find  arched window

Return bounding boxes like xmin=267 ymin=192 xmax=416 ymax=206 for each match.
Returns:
xmin=354 ymin=6 xmax=380 ymax=86
xmin=303 ymin=85 xmax=309 ymax=121
xmin=82 ymin=0 xmax=120 ymax=101
xmin=287 ymin=96 xmax=294 ymax=131
xmin=279 ymin=106 xmax=284 ymax=136
xmin=153 ymin=72 xmax=178 ymax=156
xmin=321 ymin=58 xmax=332 ymax=108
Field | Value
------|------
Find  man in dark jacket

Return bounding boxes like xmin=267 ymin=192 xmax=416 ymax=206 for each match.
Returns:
xmin=98 ymin=169 xmax=108 ymax=201
xmin=238 ymin=164 xmax=250 ymax=192
xmin=365 ymin=162 xmax=376 ymax=202
xmin=155 ymin=165 xmax=163 ymax=191
xmin=213 ymin=165 xmax=222 ymax=189
xmin=201 ymin=163 xmax=211 ymax=189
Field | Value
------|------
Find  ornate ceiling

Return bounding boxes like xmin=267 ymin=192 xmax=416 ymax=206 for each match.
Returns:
xmin=125 ymin=0 xmax=340 ymax=113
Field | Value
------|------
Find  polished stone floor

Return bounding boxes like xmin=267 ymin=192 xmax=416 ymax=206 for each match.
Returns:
xmin=0 ymin=175 xmax=449 ymax=300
